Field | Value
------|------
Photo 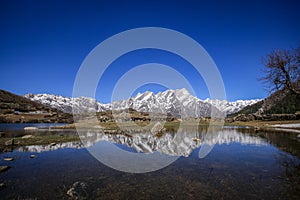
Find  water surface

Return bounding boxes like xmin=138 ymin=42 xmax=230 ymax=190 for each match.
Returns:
xmin=0 ymin=124 xmax=299 ymax=199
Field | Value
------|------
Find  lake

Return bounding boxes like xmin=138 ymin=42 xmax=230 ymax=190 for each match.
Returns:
xmin=0 ymin=124 xmax=299 ymax=199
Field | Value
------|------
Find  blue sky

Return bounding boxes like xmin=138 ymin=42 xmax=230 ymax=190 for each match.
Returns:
xmin=1 ymin=0 xmax=300 ymax=103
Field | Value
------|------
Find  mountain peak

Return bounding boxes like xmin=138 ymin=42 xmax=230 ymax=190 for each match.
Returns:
xmin=173 ymin=88 xmax=190 ymax=95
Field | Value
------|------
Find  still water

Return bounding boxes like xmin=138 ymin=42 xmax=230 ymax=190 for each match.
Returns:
xmin=0 ymin=124 xmax=299 ymax=199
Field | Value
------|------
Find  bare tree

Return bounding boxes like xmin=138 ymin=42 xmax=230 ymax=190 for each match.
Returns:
xmin=260 ymin=46 xmax=300 ymax=94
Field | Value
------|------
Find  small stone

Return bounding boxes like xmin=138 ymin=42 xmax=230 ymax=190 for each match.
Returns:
xmin=30 ymin=155 xmax=36 ymax=159
xmin=3 ymin=157 xmax=14 ymax=161
xmin=5 ymin=139 xmax=14 ymax=146
xmin=0 ymin=166 xmax=10 ymax=173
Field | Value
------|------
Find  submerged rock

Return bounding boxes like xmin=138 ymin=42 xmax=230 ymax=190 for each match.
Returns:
xmin=0 ymin=165 xmax=10 ymax=173
xmin=67 ymin=181 xmax=88 ymax=200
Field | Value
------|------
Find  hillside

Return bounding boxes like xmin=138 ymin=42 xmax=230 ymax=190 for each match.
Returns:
xmin=227 ymin=85 xmax=300 ymax=122
xmin=0 ymin=89 xmax=73 ymax=123
xmin=231 ymin=89 xmax=300 ymax=116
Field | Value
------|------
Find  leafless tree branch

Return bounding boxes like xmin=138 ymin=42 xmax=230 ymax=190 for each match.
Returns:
xmin=260 ymin=46 xmax=300 ymax=94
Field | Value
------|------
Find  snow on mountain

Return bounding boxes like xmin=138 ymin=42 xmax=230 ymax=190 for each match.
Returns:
xmin=111 ymin=88 xmax=214 ymax=117
xmin=24 ymin=93 xmax=110 ymax=114
xmin=24 ymin=89 xmax=261 ymax=116
xmin=203 ymin=98 xmax=261 ymax=115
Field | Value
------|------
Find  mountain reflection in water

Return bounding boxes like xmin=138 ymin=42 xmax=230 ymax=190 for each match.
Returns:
xmin=16 ymin=127 xmax=267 ymax=157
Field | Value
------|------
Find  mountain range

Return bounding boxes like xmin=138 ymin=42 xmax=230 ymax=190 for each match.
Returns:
xmin=24 ymin=88 xmax=261 ymax=117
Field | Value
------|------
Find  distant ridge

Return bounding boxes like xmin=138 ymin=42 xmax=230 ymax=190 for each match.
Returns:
xmin=0 ymin=89 xmax=54 ymax=113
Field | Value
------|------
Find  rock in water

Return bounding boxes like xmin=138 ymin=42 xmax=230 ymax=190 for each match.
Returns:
xmin=30 ymin=155 xmax=36 ymax=159
xmin=67 ymin=181 xmax=88 ymax=200
xmin=3 ymin=157 xmax=14 ymax=161
xmin=24 ymin=127 xmax=38 ymax=131
xmin=0 ymin=166 xmax=10 ymax=174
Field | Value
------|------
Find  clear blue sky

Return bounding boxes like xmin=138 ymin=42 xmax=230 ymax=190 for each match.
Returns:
xmin=1 ymin=0 xmax=299 ymax=103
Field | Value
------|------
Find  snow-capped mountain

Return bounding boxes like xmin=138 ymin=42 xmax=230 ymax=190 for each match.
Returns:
xmin=24 ymin=88 xmax=261 ymax=116
xmin=24 ymin=93 xmax=110 ymax=114
xmin=111 ymin=88 xmax=214 ymax=117
xmin=203 ymin=98 xmax=261 ymax=115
